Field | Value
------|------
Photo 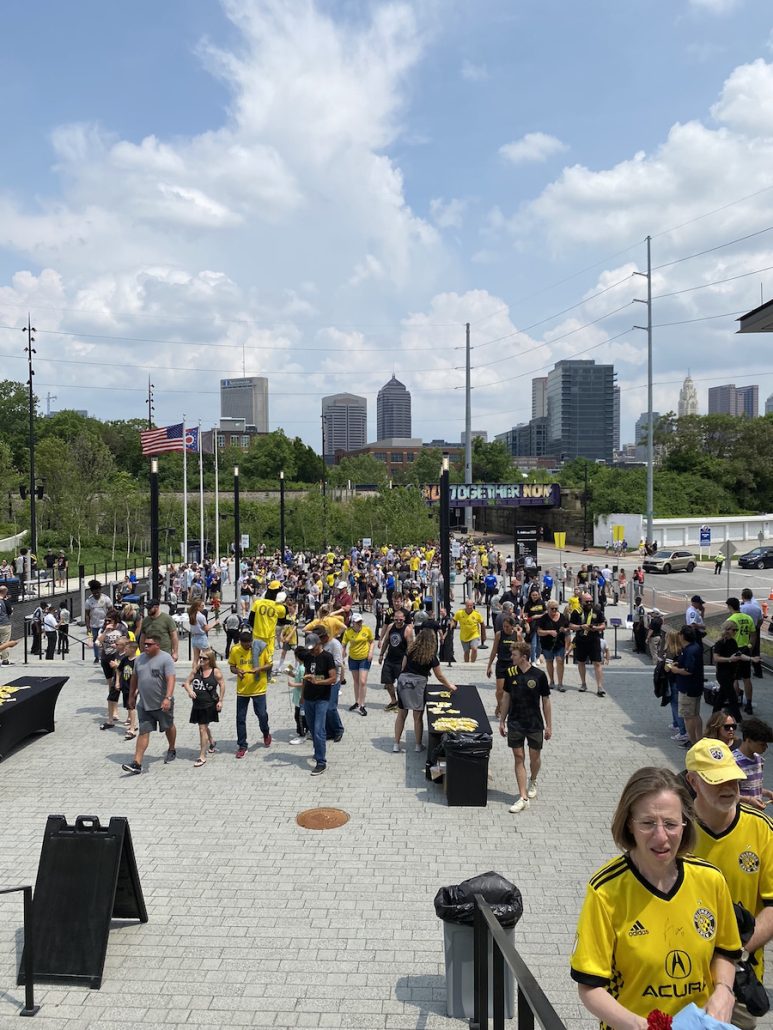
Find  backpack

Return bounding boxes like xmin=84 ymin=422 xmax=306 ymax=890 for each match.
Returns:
xmin=653 ymin=660 xmax=670 ymax=705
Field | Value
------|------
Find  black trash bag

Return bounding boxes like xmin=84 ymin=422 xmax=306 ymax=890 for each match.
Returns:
xmin=442 ymin=731 xmax=493 ymax=758
xmin=434 ymin=871 xmax=523 ymax=928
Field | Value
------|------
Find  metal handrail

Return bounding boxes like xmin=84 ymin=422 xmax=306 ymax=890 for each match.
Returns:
xmin=471 ymin=894 xmax=566 ymax=1030
xmin=0 ymin=884 xmax=39 ymax=1016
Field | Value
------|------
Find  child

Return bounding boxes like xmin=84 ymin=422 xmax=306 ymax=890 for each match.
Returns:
xmin=733 ymin=717 xmax=773 ymax=809
xmin=115 ymin=635 xmax=137 ymax=740
xmin=287 ymin=645 xmax=308 ymax=745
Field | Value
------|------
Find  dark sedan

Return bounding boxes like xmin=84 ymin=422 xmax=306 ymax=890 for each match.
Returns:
xmin=738 ymin=546 xmax=773 ymax=570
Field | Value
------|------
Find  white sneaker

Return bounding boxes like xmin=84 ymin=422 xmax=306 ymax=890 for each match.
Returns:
xmin=509 ymin=797 xmax=529 ymax=814
xmin=392 ymin=743 xmax=401 ymax=753
xmin=527 ymin=779 xmax=537 ymax=799
xmin=289 ymin=735 xmax=308 ymax=745
xmin=415 ymin=744 xmax=425 ymax=753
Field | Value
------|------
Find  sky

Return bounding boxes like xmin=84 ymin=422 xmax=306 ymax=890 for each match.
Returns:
xmin=1 ymin=0 xmax=773 ymax=450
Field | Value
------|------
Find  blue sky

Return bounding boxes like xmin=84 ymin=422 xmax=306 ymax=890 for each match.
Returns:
xmin=1 ymin=0 xmax=773 ymax=448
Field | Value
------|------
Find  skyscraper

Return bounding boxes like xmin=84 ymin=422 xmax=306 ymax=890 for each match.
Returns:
xmin=708 ymin=384 xmax=759 ymax=417
xmin=376 ymin=375 xmax=411 ymax=439
xmin=634 ymin=411 xmax=661 ymax=461
xmin=766 ymin=393 xmax=773 ymax=416
xmin=613 ymin=385 xmax=621 ymax=452
xmin=545 ymin=359 xmax=616 ymax=462
xmin=531 ymin=377 xmax=547 ymax=419
xmin=220 ymin=377 xmax=269 ymax=432
xmin=322 ymin=393 xmax=367 ymax=462
xmin=677 ymin=375 xmax=699 ymax=417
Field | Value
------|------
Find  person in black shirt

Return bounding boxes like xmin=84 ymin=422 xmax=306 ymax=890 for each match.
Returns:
xmin=393 ymin=631 xmax=455 ymax=754
xmin=301 ymin=634 xmax=337 ymax=776
xmin=710 ymin=621 xmax=745 ymax=722
xmin=522 ymin=586 xmax=546 ymax=664
xmin=499 ymin=641 xmax=551 ymax=813
xmin=486 ymin=614 xmax=524 ymax=716
xmin=536 ymin=601 xmax=570 ymax=691
xmin=569 ymin=593 xmax=606 ymax=696
xmin=378 ymin=611 xmax=414 ymax=711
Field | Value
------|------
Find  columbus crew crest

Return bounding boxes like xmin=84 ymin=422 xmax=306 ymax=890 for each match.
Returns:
xmin=693 ymin=907 xmax=716 ymax=940
xmin=739 ymin=850 xmax=760 ymax=873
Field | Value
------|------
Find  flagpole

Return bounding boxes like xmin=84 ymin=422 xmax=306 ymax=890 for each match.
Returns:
xmin=198 ymin=420 xmax=204 ymax=564
xmin=183 ymin=414 xmax=188 ymax=564
xmin=214 ymin=427 xmax=220 ymax=570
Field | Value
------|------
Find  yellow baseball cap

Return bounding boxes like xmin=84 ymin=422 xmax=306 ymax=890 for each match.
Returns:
xmin=268 ymin=580 xmax=281 ymax=590
xmin=685 ymin=738 xmax=746 ymax=784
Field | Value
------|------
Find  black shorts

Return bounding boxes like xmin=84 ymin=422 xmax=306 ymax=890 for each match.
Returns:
xmin=507 ymin=723 xmax=544 ymax=751
xmin=380 ymin=660 xmax=403 ymax=686
xmin=573 ymin=636 xmax=602 ymax=665
xmin=494 ymin=661 xmax=511 ymax=680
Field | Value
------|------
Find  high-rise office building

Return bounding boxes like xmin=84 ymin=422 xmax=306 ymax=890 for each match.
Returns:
xmin=376 ymin=375 xmax=411 ymax=440
xmin=678 ymin=375 xmax=699 ymax=417
xmin=220 ymin=377 xmax=269 ymax=432
xmin=708 ymin=384 xmax=759 ymax=417
xmin=545 ymin=359 xmax=616 ymax=462
xmin=531 ymin=377 xmax=547 ymax=419
xmin=613 ymin=385 xmax=620 ymax=452
xmin=322 ymin=393 xmax=367 ymax=462
xmin=766 ymin=393 xmax=773 ymax=416
xmin=634 ymin=411 xmax=661 ymax=461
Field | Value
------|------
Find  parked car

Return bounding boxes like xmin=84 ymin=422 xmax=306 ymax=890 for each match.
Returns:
xmin=738 ymin=546 xmax=773 ymax=570
xmin=642 ymin=549 xmax=696 ymax=574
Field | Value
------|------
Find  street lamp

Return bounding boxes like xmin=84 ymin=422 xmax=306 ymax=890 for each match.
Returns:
xmin=150 ymin=458 xmax=159 ymax=599
xmin=279 ymin=469 xmax=286 ymax=559
xmin=233 ymin=466 xmax=240 ymax=606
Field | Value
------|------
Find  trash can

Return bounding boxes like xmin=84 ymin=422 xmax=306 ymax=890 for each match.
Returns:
xmin=443 ymin=731 xmax=492 ymax=807
xmin=434 ymin=872 xmax=522 ymax=1019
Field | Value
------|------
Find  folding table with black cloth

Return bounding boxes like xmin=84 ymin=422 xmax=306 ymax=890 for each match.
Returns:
xmin=0 ymin=676 xmax=68 ymax=760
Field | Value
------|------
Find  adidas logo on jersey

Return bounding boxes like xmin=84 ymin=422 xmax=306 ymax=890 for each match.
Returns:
xmin=628 ymin=920 xmax=649 ymax=937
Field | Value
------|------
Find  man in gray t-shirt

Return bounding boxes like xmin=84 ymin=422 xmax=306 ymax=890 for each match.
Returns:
xmin=122 ymin=635 xmax=177 ymax=775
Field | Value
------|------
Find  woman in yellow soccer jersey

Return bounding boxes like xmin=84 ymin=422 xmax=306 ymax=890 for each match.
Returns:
xmin=572 ymin=766 xmax=740 ymax=1028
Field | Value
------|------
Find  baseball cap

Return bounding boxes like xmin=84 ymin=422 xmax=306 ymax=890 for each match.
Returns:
xmin=337 ymin=580 xmax=347 ymax=590
xmin=649 ymin=608 xmax=661 ymax=616
xmin=276 ymin=591 xmax=287 ymax=604
xmin=268 ymin=580 xmax=281 ymax=590
xmin=351 ymin=612 xmax=363 ymax=622
xmin=685 ymin=739 xmax=746 ymax=784
xmin=305 ymin=632 xmax=321 ymax=646
xmin=413 ymin=611 xmax=429 ymax=626
xmin=238 ymin=628 xmax=252 ymax=640
xmin=691 ymin=595 xmax=705 ymax=605
xmin=148 ymin=598 xmax=160 ymax=608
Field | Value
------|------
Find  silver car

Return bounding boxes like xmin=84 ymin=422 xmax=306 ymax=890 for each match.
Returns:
xmin=642 ymin=549 xmax=696 ymax=574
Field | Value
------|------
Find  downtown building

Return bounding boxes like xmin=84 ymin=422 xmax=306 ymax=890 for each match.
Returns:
xmin=376 ymin=375 xmax=411 ymax=439
xmin=708 ymin=383 xmax=759 ymax=418
xmin=220 ymin=376 xmax=269 ymax=433
xmin=322 ymin=393 xmax=367 ymax=463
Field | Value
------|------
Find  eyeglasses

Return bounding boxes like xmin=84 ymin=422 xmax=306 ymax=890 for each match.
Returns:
xmin=631 ymin=818 xmax=686 ymax=834
xmin=143 ymin=641 xmax=158 ymax=647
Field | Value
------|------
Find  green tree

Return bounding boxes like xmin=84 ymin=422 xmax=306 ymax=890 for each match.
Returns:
xmin=397 ymin=448 xmax=444 ymax=486
xmin=0 ymin=379 xmax=36 ymax=468
xmin=454 ymin=437 xmax=513 ymax=483
xmin=328 ymin=455 xmax=389 ymax=489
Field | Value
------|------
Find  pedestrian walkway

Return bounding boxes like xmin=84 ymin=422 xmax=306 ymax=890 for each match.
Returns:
xmin=1 ymin=626 xmax=771 ymax=1027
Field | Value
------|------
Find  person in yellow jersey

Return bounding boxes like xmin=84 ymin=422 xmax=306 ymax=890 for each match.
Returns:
xmin=453 ymin=597 xmax=484 ymax=663
xmin=686 ymin=737 xmax=773 ymax=1029
xmin=248 ymin=581 xmax=286 ymax=672
xmin=229 ymin=628 xmax=272 ymax=758
xmin=342 ymin=612 xmax=375 ymax=714
xmin=304 ymin=605 xmax=346 ymax=643
xmin=572 ymin=766 xmax=740 ymax=1028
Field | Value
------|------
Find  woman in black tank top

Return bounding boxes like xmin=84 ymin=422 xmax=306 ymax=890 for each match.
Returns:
xmin=183 ymin=649 xmax=225 ymax=767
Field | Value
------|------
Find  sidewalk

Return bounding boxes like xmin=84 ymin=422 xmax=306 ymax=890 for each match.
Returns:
xmin=1 ymin=624 xmax=771 ymax=1027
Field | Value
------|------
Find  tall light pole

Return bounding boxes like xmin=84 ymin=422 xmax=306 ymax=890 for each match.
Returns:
xmin=233 ymin=466 xmax=240 ymax=606
xmin=150 ymin=458 xmax=159 ymax=599
xmin=440 ymin=454 xmax=451 ymax=613
xmin=22 ymin=316 xmax=37 ymax=555
xmin=634 ymin=236 xmax=654 ymax=545
xmin=279 ymin=469 xmax=286 ymax=559
xmin=464 ymin=322 xmax=472 ymax=534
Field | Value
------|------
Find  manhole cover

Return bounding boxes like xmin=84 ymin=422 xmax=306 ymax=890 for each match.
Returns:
xmin=296 ymin=807 xmax=350 ymax=830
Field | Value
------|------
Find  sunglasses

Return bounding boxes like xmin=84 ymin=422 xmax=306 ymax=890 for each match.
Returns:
xmin=723 ymin=723 xmax=737 ymax=731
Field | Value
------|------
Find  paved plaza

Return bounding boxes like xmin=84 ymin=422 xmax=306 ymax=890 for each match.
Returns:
xmin=1 ymin=615 xmax=772 ymax=1028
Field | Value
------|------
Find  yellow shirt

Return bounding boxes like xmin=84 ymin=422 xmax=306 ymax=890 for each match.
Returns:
xmin=453 ymin=608 xmax=484 ymax=643
xmin=342 ymin=625 xmax=374 ymax=660
xmin=228 ymin=643 xmax=270 ymax=696
xmin=410 ymin=556 xmax=420 ymax=572
xmin=305 ymin=616 xmax=346 ymax=640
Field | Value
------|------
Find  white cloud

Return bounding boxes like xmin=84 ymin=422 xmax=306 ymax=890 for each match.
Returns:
xmin=711 ymin=58 xmax=773 ymax=136
xmin=499 ymin=132 xmax=568 ymax=165
xmin=430 ymin=197 xmax=466 ymax=229
xmin=688 ymin=0 xmax=741 ymax=11
xmin=461 ymin=60 xmax=489 ymax=82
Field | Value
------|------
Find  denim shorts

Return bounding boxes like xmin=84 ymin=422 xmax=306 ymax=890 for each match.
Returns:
xmin=348 ymin=657 xmax=372 ymax=672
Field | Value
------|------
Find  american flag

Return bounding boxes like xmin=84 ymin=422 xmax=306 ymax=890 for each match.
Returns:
xmin=140 ymin=423 xmax=199 ymax=456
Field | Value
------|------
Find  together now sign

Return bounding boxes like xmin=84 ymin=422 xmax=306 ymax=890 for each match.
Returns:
xmin=422 ymin=483 xmax=561 ymax=507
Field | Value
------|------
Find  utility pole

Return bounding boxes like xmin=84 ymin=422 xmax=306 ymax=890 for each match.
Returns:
xmin=440 ymin=454 xmax=451 ymax=613
xmin=321 ymin=411 xmax=328 ymax=549
xmin=634 ymin=236 xmax=654 ymax=546
xmin=464 ymin=322 xmax=472 ymax=534
xmin=146 ymin=377 xmax=154 ymax=429
xmin=22 ymin=315 xmax=37 ymax=555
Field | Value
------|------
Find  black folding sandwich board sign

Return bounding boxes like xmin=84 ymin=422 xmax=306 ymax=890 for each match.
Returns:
xmin=18 ymin=814 xmax=148 ymax=989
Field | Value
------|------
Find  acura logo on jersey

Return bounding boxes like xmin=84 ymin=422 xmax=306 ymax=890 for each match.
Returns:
xmin=693 ymin=907 xmax=716 ymax=940
xmin=739 ymin=850 xmax=760 ymax=873
xmin=665 ymin=950 xmax=692 ymax=979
